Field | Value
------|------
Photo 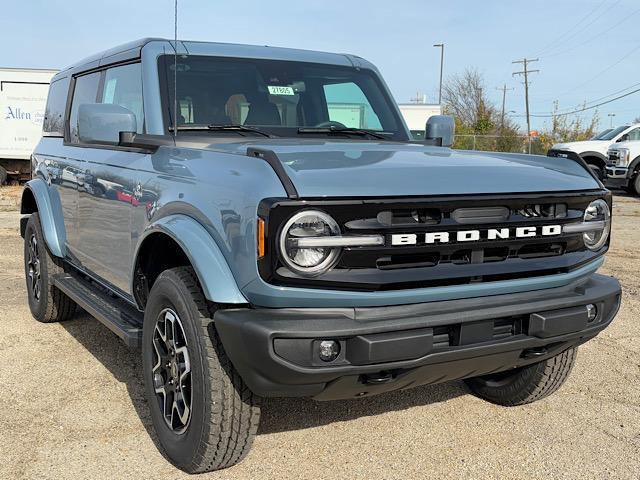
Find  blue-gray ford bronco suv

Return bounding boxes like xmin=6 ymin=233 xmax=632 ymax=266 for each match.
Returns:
xmin=21 ymin=38 xmax=621 ymax=473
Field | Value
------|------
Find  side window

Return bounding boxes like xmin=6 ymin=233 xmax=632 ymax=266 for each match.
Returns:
xmin=323 ymin=82 xmax=382 ymax=130
xmin=626 ymin=128 xmax=640 ymax=141
xmin=69 ymin=72 xmax=101 ymax=143
xmin=43 ymin=77 xmax=70 ymax=137
xmin=101 ymin=63 xmax=144 ymax=133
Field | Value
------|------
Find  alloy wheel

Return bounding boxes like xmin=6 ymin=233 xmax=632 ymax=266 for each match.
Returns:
xmin=151 ymin=308 xmax=192 ymax=434
xmin=26 ymin=233 xmax=42 ymax=301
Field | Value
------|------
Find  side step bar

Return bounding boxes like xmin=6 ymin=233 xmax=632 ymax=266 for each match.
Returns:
xmin=51 ymin=273 xmax=143 ymax=348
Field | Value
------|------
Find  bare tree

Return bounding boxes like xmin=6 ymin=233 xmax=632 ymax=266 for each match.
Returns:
xmin=442 ymin=68 xmax=497 ymax=133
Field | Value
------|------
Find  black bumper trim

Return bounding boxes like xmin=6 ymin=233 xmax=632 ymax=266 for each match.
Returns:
xmin=214 ymin=274 xmax=621 ymax=400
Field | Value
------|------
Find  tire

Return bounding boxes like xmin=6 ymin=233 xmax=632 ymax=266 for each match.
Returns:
xmin=142 ymin=267 xmax=260 ymax=473
xmin=0 ymin=165 xmax=7 ymax=185
xmin=631 ymin=173 xmax=640 ymax=196
xmin=23 ymin=213 xmax=77 ymax=323
xmin=464 ymin=348 xmax=577 ymax=406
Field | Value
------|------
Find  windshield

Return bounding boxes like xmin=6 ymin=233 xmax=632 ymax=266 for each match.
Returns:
xmin=591 ymin=128 xmax=613 ymax=140
xmin=158 ymin=55 xmax=408 ymax=140
xmin=598 ymin=125 xmax=629 ymax=141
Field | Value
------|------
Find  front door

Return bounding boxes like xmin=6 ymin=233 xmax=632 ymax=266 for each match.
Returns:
xmin=64 ymin=63 xmax=146 ymax=294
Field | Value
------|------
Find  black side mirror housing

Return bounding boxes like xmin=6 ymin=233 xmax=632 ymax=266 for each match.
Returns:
xmin=425 ymin=115 xmax=455 ymax=147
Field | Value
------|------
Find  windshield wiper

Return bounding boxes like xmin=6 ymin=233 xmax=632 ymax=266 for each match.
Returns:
xmin=169 ymin=124 xmax=274 ymax=138
xmin=297 ymin=127 xmax=389 ymax=140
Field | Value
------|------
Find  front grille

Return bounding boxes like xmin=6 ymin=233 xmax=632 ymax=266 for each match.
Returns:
xmin=259 ymin=191 xmax=609 ymax=291
xmin=608 ymin=151 xmax=620 ymax=166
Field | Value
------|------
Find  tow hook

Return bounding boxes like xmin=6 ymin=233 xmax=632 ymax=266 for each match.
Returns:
xmin=362 ymin=371 xmax=393 ymax=385
xmin=521 ymin=347 xmax=548 ymax=359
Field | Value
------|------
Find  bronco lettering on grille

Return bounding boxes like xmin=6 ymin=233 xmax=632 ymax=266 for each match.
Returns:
xmin=391 ymin=225 xmax=562 ymax=246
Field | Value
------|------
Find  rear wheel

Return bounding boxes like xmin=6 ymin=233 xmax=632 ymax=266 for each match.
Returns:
xmin=142 ymin=267 xmax=260 ymax=473
xmin=0 ymin=165 xmax=7 ymax=185
xmin=631 ymin=173 xmax=640 ymax=196
xmin=23 ymin=213 xmax=76 ymax=322
xmin=464 ymin=348 xmax=577 ymax=406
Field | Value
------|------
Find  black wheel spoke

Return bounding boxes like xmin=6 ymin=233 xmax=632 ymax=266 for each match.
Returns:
xmin=27 ymin=233 xmax=42 ymax=301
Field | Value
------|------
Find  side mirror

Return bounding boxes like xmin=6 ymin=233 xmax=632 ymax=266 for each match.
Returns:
xmin=425 ymin=115 xmax=455 ymax=147
xmin=617 ymin=134 xmax=629 ymax=143
xmin=77 ymin=103 xmax=137 ymax=144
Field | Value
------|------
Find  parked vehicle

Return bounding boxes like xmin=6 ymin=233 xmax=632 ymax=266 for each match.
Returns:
xmin=0 ymin=68 xmax=57 ymax=184
xmin=548 ymin=124 xmax=640 ymax=179
xmin=398 ymin=103 xmax=442 ymax=140
xmin=21 ymin=39 xmax=621 ymax=473
xmin=605 ymin=140 xmax=640 ymax=194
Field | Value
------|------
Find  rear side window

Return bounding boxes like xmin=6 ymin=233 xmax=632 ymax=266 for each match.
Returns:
xmin=69 ymin=72 xmax=101 ymax=143
xmin=101 ymin=63 xmax=144 ymax=133
xmin=43 ymin=77 xmax=70 ymax=137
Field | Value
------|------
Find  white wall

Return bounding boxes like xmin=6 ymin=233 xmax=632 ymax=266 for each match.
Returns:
xmin=398 ymin=104 xmax=442 ymax=131
xmin=0 ymin=68 xmax=58 ymax=160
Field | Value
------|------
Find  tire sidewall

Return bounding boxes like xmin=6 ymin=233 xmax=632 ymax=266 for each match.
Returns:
xmin=142 ymin=271 xmax=209 ymax=469
xmin=24 ymin=214 xmax=50 ymax=320
xmin=633 ymin=173 xmax=640 ymax=196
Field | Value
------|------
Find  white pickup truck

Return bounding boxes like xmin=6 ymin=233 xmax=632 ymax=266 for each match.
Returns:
xmin=548 ymin=124 xmax=640 ymax=180
xmin=605 ymin=140 xmax=640 ymax=195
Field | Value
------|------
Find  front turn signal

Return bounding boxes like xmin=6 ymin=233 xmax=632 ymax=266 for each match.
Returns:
xmin=257 ymin=218 xmax=266 ymax=259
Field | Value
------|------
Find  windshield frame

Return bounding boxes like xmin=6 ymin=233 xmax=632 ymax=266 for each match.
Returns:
xmin=156 ymin=54 xmax=411 ymax=142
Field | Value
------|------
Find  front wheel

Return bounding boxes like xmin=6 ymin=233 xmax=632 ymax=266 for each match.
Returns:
xmin=142 ymin=267 xmax=260 ymax=473
xmin=464 ymin=348 xmax=577 ymax=406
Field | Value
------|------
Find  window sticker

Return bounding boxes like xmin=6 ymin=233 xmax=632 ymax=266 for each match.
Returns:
xmin=268 ymin=85 xmax=295 ymax=96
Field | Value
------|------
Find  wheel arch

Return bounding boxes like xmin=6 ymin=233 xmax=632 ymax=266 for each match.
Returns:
xmin=579 ymin=152 xmax=607 ymax=168
xmin=20 ymin=179 xmax=66 ymax=257
xmin=131 ymin=214 xmax=248 ymax=309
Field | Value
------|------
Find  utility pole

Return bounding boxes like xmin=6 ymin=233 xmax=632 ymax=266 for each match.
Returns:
xmin=496 ymin=84 xmax=514 ymax=130
xmin=513 ymin=58 xmax=539 ymax=153
xmin=608 ymin=113 xmax=616 ymax=128
xmin=433 ymin=43 xmax=445 ymax=105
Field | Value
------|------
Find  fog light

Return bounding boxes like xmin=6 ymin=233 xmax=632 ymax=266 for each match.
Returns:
xmin=586 ymin=304 xmax=597 ymax=321
xmin=318 ymin=340 xmax=340 ymax=362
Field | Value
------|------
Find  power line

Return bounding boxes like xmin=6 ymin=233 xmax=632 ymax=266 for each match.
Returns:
xmin=532 ymin=0 xmax=610 ymax=57
xmin=522 ymin=86 xmax=640 ymax=118
xmin=541 ymin=4 xmax=640 ymax=59
xmin=549 ymin=42 xmax=640 ymax=104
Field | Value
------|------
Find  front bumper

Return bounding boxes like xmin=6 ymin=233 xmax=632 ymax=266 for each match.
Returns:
xmin=605 ymin=166 xmax=630 ymax=188
xmin=214 ymin=274 xmax=621 ymax=401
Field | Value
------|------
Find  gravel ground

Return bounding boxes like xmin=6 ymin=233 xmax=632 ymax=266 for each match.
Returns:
xmin=0 ymin=190 xmax=638 ymax=480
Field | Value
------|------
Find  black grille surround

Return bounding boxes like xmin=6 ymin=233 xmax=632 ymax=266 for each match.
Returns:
xmin=257 ymin=190 xmax=611 ymax=291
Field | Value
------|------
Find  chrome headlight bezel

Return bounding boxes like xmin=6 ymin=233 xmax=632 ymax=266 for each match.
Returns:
xmin=278 ymin=210 xmax=342 ymax=277
xmin=582 ymin=199 xmax=611 ymax=251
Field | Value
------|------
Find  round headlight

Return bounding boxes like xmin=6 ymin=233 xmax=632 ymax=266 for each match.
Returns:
xmin=279 ymin=210 xmax=341 ymax=276
xmin=583 ymin=199 xmax=611 ymax=250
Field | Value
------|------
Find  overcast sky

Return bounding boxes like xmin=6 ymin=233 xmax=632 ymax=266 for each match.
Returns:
xmin=2 ymin=0 xmax=638 ymax=130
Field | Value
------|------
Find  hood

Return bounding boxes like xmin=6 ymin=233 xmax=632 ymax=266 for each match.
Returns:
xmin=608 ymin=140 xmax=640 ymax=151
xmin=552 ymin=140 xmax=609 ymax=152
xmin=202 ymin=139 xmax=600 ymax=197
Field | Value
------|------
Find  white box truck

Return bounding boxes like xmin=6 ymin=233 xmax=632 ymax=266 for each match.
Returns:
xmin=398 ymin=103 xmax=442 ymax=140
xmin=0 ymin=68 xmax=57 ymax=184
